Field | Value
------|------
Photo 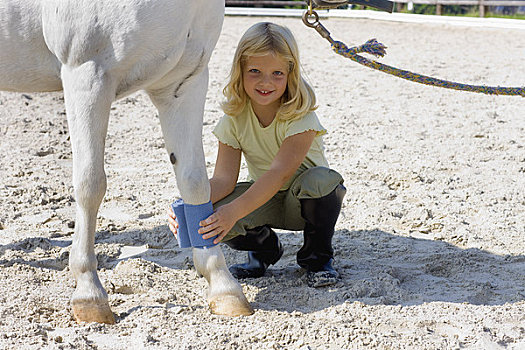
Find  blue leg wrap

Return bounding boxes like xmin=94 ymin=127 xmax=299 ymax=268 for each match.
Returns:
xmin=184 ymin=200 xmax=217 ymax=248
xmin=171 ymin=199 xmax=191 ymax=248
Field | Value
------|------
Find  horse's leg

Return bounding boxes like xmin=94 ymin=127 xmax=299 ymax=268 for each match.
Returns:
xmin=62 ymin=63 xmax=116 ymax=324
xmin=148 ymin=68 xmax=254 ymax=317
xmin=192 ymin=246 xmax=254 ymax=316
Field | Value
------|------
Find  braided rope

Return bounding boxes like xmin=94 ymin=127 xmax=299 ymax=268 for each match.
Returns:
xmin=332 ymin=39 xmax=525 ymax=97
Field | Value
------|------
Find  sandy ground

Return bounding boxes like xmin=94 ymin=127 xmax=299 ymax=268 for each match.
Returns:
xmin=1 ymin=14 xmax=524 ymax=350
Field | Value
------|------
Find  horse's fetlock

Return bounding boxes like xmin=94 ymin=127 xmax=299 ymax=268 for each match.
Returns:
xmin=69 ymin=253 xmax=98 ymax=277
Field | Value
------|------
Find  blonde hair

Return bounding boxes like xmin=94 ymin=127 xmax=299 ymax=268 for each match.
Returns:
xmin=221 ymin=22 xmax=317 ymax=120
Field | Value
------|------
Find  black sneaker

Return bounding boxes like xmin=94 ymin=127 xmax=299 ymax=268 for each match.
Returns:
xmin=306 ymin=259 xmax=339 ymax=287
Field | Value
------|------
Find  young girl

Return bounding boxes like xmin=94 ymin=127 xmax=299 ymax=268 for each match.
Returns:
xmin=168 ymin=22 xmax=346 ymax=288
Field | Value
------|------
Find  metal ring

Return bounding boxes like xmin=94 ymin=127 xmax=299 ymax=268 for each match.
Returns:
xmin=302 ymin=10 xmax=319 ymax=28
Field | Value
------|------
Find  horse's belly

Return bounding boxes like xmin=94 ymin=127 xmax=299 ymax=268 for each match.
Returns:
xmin=0 ymin=0 xmax=62 ymax=92
xmin=39 ymin=0 xmax=223 ymax=98
xmin=0 ymin=0 xmax=224 ymax=96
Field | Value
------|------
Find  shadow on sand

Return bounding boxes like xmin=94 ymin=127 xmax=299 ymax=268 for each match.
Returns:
xmin=1 ymin=227 xmax=523 ymax=314
xmin=243 ymin=228 xmax=525 ymax=313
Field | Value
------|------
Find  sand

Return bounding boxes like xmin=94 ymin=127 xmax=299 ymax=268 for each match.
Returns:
xmin=0 ymin=13 xmax=524 ymax=350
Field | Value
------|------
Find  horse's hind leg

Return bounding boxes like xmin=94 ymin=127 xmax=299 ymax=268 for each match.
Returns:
xmin=62 ymin=63 xmax=116 ymax=324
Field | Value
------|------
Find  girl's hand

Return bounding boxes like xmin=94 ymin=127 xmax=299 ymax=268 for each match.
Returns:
xmin=167 ymin=207 xmax=179 ymax=238
xmin=198 ymin=204 xmax=239 ymax=244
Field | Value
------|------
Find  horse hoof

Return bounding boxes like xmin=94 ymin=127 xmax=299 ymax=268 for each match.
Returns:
xmin=72 ymin=301 xmax=116 ymax=324
xmin=209 ymin=294 xmax=254 ymax=316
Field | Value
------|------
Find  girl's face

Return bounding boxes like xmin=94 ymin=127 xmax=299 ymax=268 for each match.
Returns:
xmin=242 ymin=53 xmax=288 ymax=116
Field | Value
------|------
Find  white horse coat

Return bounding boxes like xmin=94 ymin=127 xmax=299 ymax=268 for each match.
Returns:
xmin=0 ymin=0 xmax=253 ymax=323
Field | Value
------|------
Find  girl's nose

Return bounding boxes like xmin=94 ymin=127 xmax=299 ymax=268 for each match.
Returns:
xmin=260 ymin=74 xmax=272 ymax=85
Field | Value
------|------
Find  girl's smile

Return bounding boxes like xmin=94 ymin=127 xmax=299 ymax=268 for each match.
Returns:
xmin=243 ymin=53 xmax=288 ymax=123
xmin=256 ymin=89 xmax=273 ymax=96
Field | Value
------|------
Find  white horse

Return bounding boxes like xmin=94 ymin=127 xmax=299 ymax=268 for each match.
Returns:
xmin=0 ymin=0 xmax=253 ymax=323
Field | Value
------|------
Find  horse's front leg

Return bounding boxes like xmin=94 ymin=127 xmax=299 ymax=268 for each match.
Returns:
xmin=62 ymin=63 xmax=116 ymax=324
xmin=148 ymin=68 xmax=253 ymax=316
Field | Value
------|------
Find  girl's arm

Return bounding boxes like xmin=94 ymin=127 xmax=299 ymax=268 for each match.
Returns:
xmin=199 ymin=130 xmax=317 ymax=243
xmin=209 ymin=142 xmax=242 ymax=204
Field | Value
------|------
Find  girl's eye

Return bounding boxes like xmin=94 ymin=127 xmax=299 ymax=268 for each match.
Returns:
xmin=248 ymin=69 xmax=260 ymax=73
xmin=273 ymin=71 xmax=284 ymax=76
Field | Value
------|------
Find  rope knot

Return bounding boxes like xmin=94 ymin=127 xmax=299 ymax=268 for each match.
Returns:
xmin=331 ymin=41 xmax=347 ymax=52
xmin=359 ymin=39 xmax=387 ymax=57
xmin=332 ymin=39 xmax=387 ymax=58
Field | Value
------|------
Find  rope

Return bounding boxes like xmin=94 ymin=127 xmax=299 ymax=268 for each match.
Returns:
xmin=302 ymin=10 xmax=525 ymax=97
xmin=333 ymin=39 xmax=525 ymax=97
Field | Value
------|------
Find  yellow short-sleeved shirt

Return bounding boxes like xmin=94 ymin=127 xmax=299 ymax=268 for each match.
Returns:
xmin=212 ymin=103 xmax=329 ymax=190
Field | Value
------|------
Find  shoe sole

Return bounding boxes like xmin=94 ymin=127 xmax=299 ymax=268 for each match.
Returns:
xmin=306 ymin=271 xmax=339 ymax=288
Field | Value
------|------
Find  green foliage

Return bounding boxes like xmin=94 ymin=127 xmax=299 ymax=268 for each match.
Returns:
xmin=412 ymin=4 xmax=471 ymax=15
xmin=396 ymin=4 xmax=525 ymax=18
xmin=284 ymin=0 xmax=306 ymax=9
xmin=487 ymin=12 xmax=525 ymax=19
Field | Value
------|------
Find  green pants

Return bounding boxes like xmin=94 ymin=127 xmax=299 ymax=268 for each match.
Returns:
xmin=215 ymin=166 xmax=344 ymax=242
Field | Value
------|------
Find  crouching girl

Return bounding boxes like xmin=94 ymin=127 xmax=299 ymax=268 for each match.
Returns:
xmin=169 ymin=22 xmax=346 ymax=287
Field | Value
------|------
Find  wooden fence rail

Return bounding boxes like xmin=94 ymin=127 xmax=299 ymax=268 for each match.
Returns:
xmin=225 ymin=0 xmax=525 ymax=17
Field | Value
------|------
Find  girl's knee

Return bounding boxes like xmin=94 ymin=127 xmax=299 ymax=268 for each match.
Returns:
xmin=290 ymin=166 xmax=344 ymax=200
